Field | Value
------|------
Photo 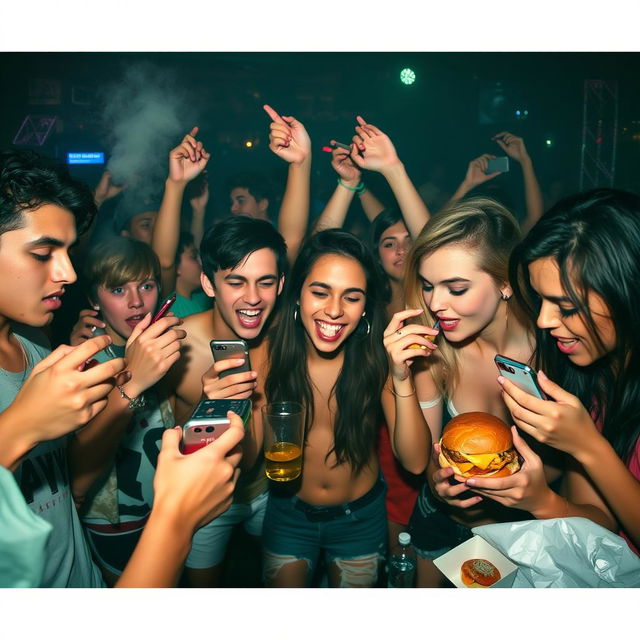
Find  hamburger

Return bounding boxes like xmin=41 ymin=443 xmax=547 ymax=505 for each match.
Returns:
xmin=438 ymin=411 xmax=520 ymax=478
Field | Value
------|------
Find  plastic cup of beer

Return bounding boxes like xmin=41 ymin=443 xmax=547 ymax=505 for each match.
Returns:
xmin=262 ymin=401 xmax=303 ymax=482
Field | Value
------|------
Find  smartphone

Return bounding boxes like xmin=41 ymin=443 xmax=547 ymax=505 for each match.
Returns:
xmin=485 ymin=156 xmax=509 ymax=174
xmin=181 ymin=398 xmax=251 ymax=454
xmin=210 ymin=339 xmax=252 ymax=379
xmin=494 ymin=354 xmax=546 ymax=400
xmin=151 ymin=292 xmax=177 ymax=323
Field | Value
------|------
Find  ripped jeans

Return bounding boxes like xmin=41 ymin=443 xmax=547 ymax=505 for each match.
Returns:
xmin=263 ymin=477 xmax=387 ymax=587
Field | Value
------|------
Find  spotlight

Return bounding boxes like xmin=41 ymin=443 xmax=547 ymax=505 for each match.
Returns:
xmin=546 ymin=139 xmax=553 ymax=147
xmin=400 ymin=68 xmax=416 ymax=86
xmin=244 ymin=140 xmax=254 ymax=148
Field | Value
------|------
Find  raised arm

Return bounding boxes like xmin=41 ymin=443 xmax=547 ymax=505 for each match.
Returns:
xmin=381 ymin=309 xmax=439 ymax=474
xmin=443 ymin=153 xmax=501 ymax=210
xmin=350 ymin=115 xmax=430 ymax=238
xmin=492 ymin=131 xmax=544 ymax=233
xmin=188 ymin=175 xmax=209 ymax=249
xmin=152 ymin=127 xmax=210 ymax=293
xmin=314 ymin=142 xmax=362 ymax=233
xmin=264 ymin=104 xmax=311 ymax=264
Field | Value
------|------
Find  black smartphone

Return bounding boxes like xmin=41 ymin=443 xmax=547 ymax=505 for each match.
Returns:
xmin=181 ymin=398 xmax=251 ymax=454
xmin=151 ymin=292 xmax=177 ymax=323
xmin=485 ymin=156 xmax=509 ymax=174
xmin=210 ymin=339 xmax=252 ymax=378
xmin=494 ymin=354 xmax=546 ymax=400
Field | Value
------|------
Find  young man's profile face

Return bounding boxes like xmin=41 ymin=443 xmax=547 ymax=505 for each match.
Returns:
xmin=229 ymin=188 xmax=269 ymax=220
xmin=0 ymin=204 xmax=77 ymax=327
xmin=201 ymin=247 xmax=283 ymax=341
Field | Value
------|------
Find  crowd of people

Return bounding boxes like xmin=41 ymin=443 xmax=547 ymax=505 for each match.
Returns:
xmin=1 ymin=102 xmax=638 ymax=588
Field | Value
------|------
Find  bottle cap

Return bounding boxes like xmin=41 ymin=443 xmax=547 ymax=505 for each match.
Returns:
xmin=398 ymin=532 xmax=411 ymax=546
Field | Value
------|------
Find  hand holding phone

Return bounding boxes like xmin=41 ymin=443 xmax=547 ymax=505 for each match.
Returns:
xmin=494 ymin=354 xmax=546 ymax=400
xmin=485 ymin=156 xmax=509 ymax=175
xmin=181 ymin=398 xmax=251 ymax=454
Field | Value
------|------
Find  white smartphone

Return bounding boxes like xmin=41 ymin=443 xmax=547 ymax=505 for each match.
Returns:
xmin=494 ymin=354 xmax=546 ymax=400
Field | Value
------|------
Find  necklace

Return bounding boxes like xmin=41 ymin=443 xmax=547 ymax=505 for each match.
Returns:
xmin=0 ymin=334 xmax=30 ymax=386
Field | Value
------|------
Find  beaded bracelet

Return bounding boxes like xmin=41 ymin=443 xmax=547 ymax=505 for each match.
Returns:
xmin=337 ymin=177 xmax=367 ymax=194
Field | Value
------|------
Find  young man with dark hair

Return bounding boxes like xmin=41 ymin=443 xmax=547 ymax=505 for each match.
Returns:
xmin=226 ymin=171 xmax=274 ymax=221
xmin=170 ymin=214 xmax=288 ymax=587
xmin=0 ymin=149 xmax=243 ymax=587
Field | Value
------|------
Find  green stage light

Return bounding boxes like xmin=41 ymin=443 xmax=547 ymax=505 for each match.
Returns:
xmin=400 ymin=68 xmax=416 ymax=85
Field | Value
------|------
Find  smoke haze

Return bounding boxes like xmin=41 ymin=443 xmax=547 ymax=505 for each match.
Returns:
xmin=100 ymin=61 xmax=192 ymax=204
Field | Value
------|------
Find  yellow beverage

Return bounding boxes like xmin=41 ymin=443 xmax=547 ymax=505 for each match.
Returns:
xmin=265 ymin=442 xmax=302 ymax=482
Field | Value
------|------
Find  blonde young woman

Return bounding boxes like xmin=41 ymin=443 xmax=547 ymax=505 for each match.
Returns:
xmin=396 ymin=196 xmax=561 ymax=587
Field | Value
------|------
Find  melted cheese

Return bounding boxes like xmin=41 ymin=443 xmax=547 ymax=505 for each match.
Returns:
xmin=460 ymin=453 xmax=498 ymax=470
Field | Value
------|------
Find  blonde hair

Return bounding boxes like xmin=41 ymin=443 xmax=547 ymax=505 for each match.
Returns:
xmin=403 ymin=196 xmax=524 ymax=394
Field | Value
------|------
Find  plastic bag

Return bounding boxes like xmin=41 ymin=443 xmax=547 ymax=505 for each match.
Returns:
xmin=472 ymin=517 xmax=640 ymax=588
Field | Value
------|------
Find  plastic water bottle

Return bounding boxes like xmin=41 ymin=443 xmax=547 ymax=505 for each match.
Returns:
xmin=387 ymin=532 xmax=416 ymax=587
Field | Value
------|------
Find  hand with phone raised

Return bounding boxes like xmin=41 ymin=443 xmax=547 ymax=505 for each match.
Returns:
xmin=0 ymin=335 xmax=128 ymax=469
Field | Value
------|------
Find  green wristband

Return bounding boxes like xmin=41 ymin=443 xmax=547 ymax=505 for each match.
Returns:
xmin=337 ymin=177 xmax=366 ymax=194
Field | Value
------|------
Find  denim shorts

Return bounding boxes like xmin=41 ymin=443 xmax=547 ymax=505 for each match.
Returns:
xmin=263 ymin=477 xmax=387 ymax=578
xmin=185 ymin=491 xmax=268 ymax=569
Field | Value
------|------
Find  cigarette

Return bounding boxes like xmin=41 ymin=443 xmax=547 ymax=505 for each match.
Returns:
xmin=332 ymin=141 xmax=351 ymax=151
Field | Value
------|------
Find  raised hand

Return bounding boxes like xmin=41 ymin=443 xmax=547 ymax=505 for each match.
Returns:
xmin=168 ymin=126 xmax=211 ymax=185
xmin=120 ymin=313 xmax=186 ymax=399
xmin=492 ymin=131 xmax=530 ymax=164
xmin=70 ymin=308 xmax=106 ymax=346
xmin=350 ymin=115 xmax=401 ymax=174
xmin=463 ymin=154 xmax=501 ymax=189
xmin=383 ymin=309 xmax=439 ymax=382
xmin=189 ymin=175 xmax=209 ymax=213
xmin=201 ymin=359 xmax=257 ymax=401
xmin=153 ymin=414 xmax=244 ymax=531
xmin=6 ymin=335 xmax=128 ymax=445
xmin=330 ymin=140 xmax=361 ymax=185
xmin=264 ymin=104 xmax=311 ymax=165
xmin=94 ymin=170 xmax=127 ymax=207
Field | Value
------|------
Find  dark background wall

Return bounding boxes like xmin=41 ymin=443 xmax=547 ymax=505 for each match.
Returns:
xmin=1 ymin=52 xmax=638 ymax=222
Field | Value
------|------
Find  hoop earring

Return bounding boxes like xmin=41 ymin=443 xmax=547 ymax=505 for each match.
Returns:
xmin=293 ymin=305 xmax=299 ymax=322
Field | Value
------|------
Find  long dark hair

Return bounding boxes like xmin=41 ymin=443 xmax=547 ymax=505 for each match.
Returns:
xmin=265 ymin=229 xmax=389 ymax=474
xmin=509 ymin=188 xmax=640 ymax=463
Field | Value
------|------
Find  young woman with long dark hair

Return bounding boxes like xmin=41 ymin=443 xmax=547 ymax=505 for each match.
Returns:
xmin=261 ymin=229 xmax=431 ymax=587
xmin=466 ymin=188 xmax=640 ymax=555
